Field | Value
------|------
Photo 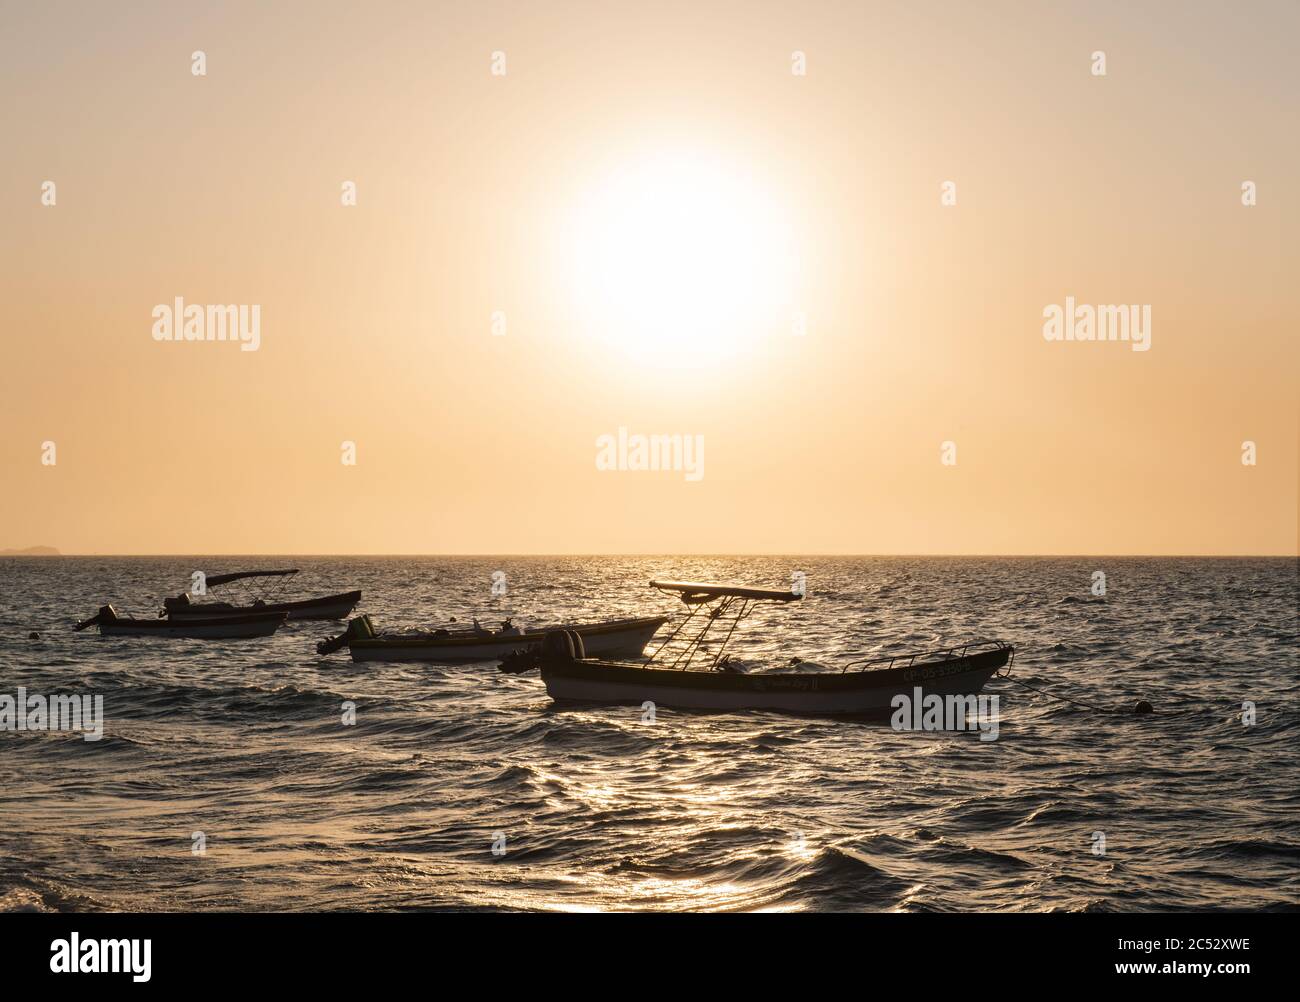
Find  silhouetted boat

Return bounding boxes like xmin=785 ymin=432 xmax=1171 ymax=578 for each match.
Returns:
xmin=318 ymin=614 xmax=668 ymax=662
xmin=75 ymin=604 xmax=287 ymax=639
xmin=499 ymin=580 xmax=1014 ymax=716
xmin=161 ymin=569 xmax=361 ymax=621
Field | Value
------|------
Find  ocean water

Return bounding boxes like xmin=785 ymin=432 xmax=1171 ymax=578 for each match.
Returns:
xmin=1 ymin=556 xmax=1296 ymax=913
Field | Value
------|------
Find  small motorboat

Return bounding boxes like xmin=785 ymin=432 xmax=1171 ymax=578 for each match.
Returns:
xmin=318 ymin=613 xmax=669 ymax=663
xmin=498 ymin=580 xmax=1014 ymax=716
xmin=161 ymin=569 xmax=361 ymax=622
xmin=75 ymin=604 xmax=288 ymax=639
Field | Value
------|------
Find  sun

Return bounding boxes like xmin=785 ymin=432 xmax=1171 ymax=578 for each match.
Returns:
xmin=566 ymin=151 xmax=796 ymax=369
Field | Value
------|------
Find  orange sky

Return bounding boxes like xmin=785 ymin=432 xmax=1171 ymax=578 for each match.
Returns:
xmin=1 ymin=0 xmax=1296 ymax=555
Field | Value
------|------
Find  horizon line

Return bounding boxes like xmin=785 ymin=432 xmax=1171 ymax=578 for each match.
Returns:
xmin=4 ymin=551 xmax=1297 ymax=560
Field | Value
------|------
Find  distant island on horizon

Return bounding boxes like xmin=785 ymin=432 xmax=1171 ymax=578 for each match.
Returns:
xmin=0 ymin=545 xmax=61 ymax=556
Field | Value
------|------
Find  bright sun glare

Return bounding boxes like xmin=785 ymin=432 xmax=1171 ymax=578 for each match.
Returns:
xmin=568 ymin=153 xmax=796 ymax=369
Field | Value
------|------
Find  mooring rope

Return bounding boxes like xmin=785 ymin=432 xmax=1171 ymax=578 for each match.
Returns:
xmin=997 ymin=672 xmax=1133 ymax=714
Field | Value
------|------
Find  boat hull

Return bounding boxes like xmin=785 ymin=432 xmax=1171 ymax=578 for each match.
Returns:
xmin=166 ymin=590 xmax=362 ymax=621
xmin=98 ymin=612 xmax=288 ymax=639
xmin=539 ymin=646 xmax=1011 ymax=716
xmin=349 ymin=615 xmax=668 ymax=663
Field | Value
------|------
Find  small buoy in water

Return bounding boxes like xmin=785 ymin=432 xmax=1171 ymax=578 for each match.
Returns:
xmin=1134 ymin=700 xmax=1154 ymax=715
xmin=28 ymin=631 xmax=39 ymax=640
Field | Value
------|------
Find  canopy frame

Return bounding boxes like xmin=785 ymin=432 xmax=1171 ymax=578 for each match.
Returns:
xmin=204 ymin=569 xmax=299 ymax=588
xmin=193 ymin=569 xmax=300 ymax=605
xmin=650 ymin=580 xmax=802 ymax=603
xmin=646 ymin=581 xmax=800 ymax=672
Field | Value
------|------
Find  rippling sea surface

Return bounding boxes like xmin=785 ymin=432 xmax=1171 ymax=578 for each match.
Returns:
xmin=1 ymin=556 xmax=1296 ymax=913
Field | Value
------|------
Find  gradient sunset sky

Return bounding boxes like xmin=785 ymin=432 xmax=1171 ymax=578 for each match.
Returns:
xmin=2 ymin=0 xmax=1296 ymax=555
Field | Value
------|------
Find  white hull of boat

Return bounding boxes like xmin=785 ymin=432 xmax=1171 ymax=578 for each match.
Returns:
xmin=168 ymin=597 xmax=358 ymax=621
xmin=349 ymin=616 xmax=666 ymax=663
xmin=165 ymin=589 xmax=362 ymax=621
xmin=98 ymin=618 xmax=285 ymax=639
xmin=542 ymin=665 xmax=1002 ymax=715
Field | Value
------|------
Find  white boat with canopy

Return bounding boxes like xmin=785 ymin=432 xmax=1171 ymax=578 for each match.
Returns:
xmin=162 ymin=569 xmax=361 ymax=621
xmin=498 ymin=580 xmax=1015 ymax=716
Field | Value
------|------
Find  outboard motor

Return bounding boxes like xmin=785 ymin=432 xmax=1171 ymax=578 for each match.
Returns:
xmin=498 ymin=648 xmax=537 ymax=674
xmin=74 ymin=604 xmax=118 ymax=632
xmin=541 ymin=629 xmax=586 ymax=661
xmin=316 ymin=614 xmax=374 ymax=655
xmin=160 ymin=593 xmax=191 ymax=617
xmin=498 ymin=629 xmax=585 ymax=674
xmin=541 ymin=629 xmax=575 ymax=662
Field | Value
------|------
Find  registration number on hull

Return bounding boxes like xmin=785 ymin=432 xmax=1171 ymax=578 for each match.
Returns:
xmin=902 ymin=659 xmax=980 ymax=683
